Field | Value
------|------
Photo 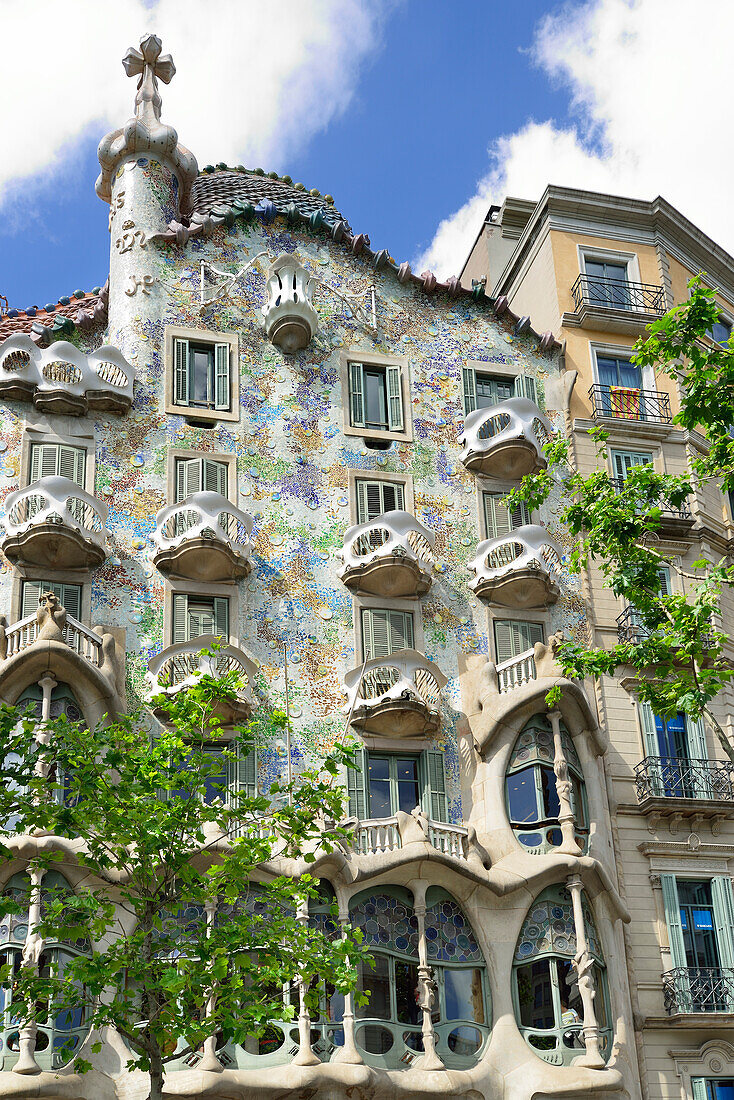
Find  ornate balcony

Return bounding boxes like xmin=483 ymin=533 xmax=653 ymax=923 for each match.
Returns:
xmin=153 ymin=492 xmax=254 ymax=582
xmin=496 ymin=648 xmax=537 ymax=694
xmin=343 ymin=650 xmax=447 ymax=738
xmin=350 ymin=815 xmax=470 ymax=860
xmin=3 ymin=611 xmax=106 ymax=666
xmin=663 ymin=967 xmax=734 ymax=1014
xmin=589 ymin=384 xmax=672 ymax=424
xmin=261 ymin=253 xmax=318 ymax=352
xmin=146 ymin=636 xmax=258 ymax=724
xmin=567 ymin=274 xmax=665 ymax=334
xmin=2 ymin=475 xmax=108 ymax=570
xmin=610 ymin=478 xmax=694 ymax=538
xmin=339 ymin=510 xmax=435 ymax=598
xmin=468 ymin=524 xmax=562 ymax=608
xmin=460 ymin=398 xmax=552 ymax=480
xmin=635 ymin=755 xmax=734 ymax=808
xmin=0 ymin=334 xmax=135 ymax=415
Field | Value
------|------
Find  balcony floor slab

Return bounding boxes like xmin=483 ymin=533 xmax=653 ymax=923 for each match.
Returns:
xmin=340 ymin=556 xmax=432 ymax=599
xmin=351 ymin=698 xmax=440 ymax=739
xmin=473 ymin=567 xmax=559 ymax=609
xmin=2 ymin=524 xmax=106 ymax=570
xmin=153 ymin=537 xmax=252 ymax=582
xmin=463 ymin=438 xmax=546 ymax=481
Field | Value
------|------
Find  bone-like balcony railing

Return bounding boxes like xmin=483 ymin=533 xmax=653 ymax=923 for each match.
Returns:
xmin=349 ymin=816 xmax=469 ymax=860
xmin=339 ymin=509 xmax=435 ymax=595
xmin=343 ymin=649 xmax=447 ymax=723
xmin=468 ymin=524 xmax=562 ymax=604
xmin=0 ymin=334 xmax=135 ymax=414
xmin=4 ymin=612 xmax=104 ymax=665
xmin=153 ymin=492 xmax=254 ymax=566
xmin=146 ymin=636 xmax=258 ymax=705
xmin=496 ymin=648 xmax=537 ymax=693
xmin=3 ymin=475 xmax=108 ymax=557
xmin=460 ymin=397 xmax=552 ymax=479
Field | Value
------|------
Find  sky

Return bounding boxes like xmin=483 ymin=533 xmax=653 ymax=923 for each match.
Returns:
xmin=2 ymin=0 xmax=733 ymax=309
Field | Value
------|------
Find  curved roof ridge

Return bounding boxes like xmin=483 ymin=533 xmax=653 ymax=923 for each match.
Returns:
xmin=0 ymin=281 xmax=109 ymax=347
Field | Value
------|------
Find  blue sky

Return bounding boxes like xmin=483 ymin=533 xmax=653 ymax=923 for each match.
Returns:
xmin=2 ymin=0 xmax=732 ymax=308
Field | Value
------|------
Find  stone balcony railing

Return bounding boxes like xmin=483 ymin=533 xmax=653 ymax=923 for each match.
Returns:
xmin=343 ymin=649 xmax=447 ymax=738
xmin=496 ymin=648 xmax=537 ymax=694
xmin=460 ymin=397 xmax=552 ymax=480
xmin=146 ymin=636 xmax=258 ymax=724
xmin=0 ymin=334 xmax=135 ymax=416
xmin=350 ymin=815 xmax=469 ymax=860
xmin=3 ymin=612 xmax=105 ymax=666
xmin=339 ymin=509 xmax=435 ymax=598
xmin=663 ymin=966 xmax=734 ymax=1014
xmin=2 ymin=475 xmax=108 ymax=570
xmin=153 ymin=492 xmax=254 ymax=582
xmin=468 ymin=524 xmax=562 ymax=608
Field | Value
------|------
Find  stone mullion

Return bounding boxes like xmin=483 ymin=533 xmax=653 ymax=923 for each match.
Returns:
xmin=12 ymin=863 xmax=45 ymax=1075
xmin=330 ymin=900 xmax=362 ymax=1065
xmin=411 ymin=885 xmax=444 ymax=1072
xmin=549 ymin=710 xmax=582 ymax=855
xmin=566 ymin=875 xmax=605 ymax=1069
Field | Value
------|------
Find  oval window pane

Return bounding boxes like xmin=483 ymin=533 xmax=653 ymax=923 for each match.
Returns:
xmin=357 ymin=1025 xmax=394 ymax=1054
xmin=403 ymin=1030 xmax=423 ymax=1051
xmin=258 ymin=1025 xmax=285 ymax=1056
xmin=448 ymin=1025 xmax=482 ymax=1055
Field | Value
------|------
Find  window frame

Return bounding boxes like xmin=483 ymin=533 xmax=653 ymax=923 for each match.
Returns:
xmin=578 ymin=245 xmax=641 ymax=288
xmin=354 ymin=594 xmax=425 ymax=664
xmin=163 ymin=578 xmax=239 ymax=648
xmin=461 ymin=360 xmax=539 ymax=416
xmin=348 ymin=469 xmax=413 ymax=525
xmin=164 ymin=325 xmax=240 ymax=424
xmin=20 ymin=424 xmax=94 ymax=495
xmin=481 ymin=489 xmax=531 ymax=539
xmin=589 ymin=341 xmax=655 ymax=393
xmin=167 ymin=448 xmax=238 ymax=506
xmin=492 ymin=618 xmax=546 ymax=664
xmin=340 ymin=350 xmax=413 ymax=444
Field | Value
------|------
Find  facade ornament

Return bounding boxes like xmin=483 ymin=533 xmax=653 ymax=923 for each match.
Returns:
xmin=96 ymin=35 xmax=198 ymax=210
xmin=262 ymin=254 xmax=319 ymax=353
xmin=566 ymin=875 xmax=605 ymax=1069
xmin=36 ymin=592 xmax=66 ymax=644
xmin=412 ymin=891 xmax=444 ymax=1071
xmin=12 ymin=864 xmax=44 ymax=1074
xmin=548 ymin=710 xmax=582 ymax=855
xmin=125 ymin=274 xmax=156 ymax=296
xmin=330 ymin=901 xmax=364 ymax=1066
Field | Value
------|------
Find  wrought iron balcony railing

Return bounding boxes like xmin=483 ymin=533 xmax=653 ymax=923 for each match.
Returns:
xmin=460 ymin=398 xmax=552 ymax=480
xmin=571 ymin=274 xmax=665 ymax=315
xmin=610 ymin=478 xmax=691 ymax=521
xmin=589 ymin=384 xmax=672 ymax=424
xmin=663 ymin=966 xmax=734 ymax=1013
xmin=635 ymin=755 xmax=734 ymax=802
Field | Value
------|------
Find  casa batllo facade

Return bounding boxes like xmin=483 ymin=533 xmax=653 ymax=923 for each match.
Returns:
xmin=0 ymin=36 xmax=642 ymax=1100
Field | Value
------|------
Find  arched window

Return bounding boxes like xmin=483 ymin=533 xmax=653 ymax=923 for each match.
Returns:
xmin=16 ymin=682 xmax=83 ymax=723
xmin=513 ymin=885 xmax=611 ymax=1065
xmin=505 ymin=716 xmax=588 ymax=853
xmin=0 ymin=871 xmax=92 ymax=1070
xmin=348 ymin=886 xmax=490 ymax=1069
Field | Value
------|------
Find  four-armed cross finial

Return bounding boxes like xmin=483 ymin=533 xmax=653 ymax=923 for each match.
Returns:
xmin=122 ymin=34 xmax=176 ymax=125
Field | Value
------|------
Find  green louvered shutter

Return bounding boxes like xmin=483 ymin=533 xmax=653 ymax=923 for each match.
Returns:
xmin=386 ymin=365 xmax=404 ymax=431
xmin=612 ymin=450 xmax=652 ymax=481
xmin=22 ymin=581 xmax=81 ymax=621
xmin=494 ymin=620 xmax=544 ymax=662
xmin=347 ymin=743 xmax=368 ymax=819
xmin=711 ymin=877 xmax=734 ymax=974
xmin=383 ymin=481 xmax=403 ymax=513
xmin=462 ymin=367 xmax=477 ymax=415
xmin=349 ymin=363 xmax=365 ymax=427
xmin=638 ymin=703 xmax=663 ymax=795
xmin=687 ymin=715 xmax=710 ymax=798
xmin=420 ymin=749 xmax=448 ymax=822
xmin=660 ymin=873 xmax=688 ymax=969
xmin=231 ymin=741 xmax=257 ymax=802
xmin=174 ymin=338 xmax=189 ymax=404
xmin=203 ymin=459 xmax=228 ymax=496
xmin=214 ymin=344 xmax=231 ymax=410
xmin=362 ymin=609 xmax=389 ymax=659
xmin=58 ymin=445 xmax=85 ymax=486
xmin=213 ymin=598 xmax=229 ymax=639
xmin=483 ymin=492 xmax=530 ymax=538
xmin=657 ymin=567 xmax=672 ymax=596
xmin=514 ymin=374 xmax=537 ymax=404
xmin=30 ymin=443 xmax=84 ymax=486
xmin=175 ymin=458 xmax=204 ymax=502
xmin=690 ymin=1081 xmax=708 ymax=1100
xmin=173 ymin=594 xmax=188 ymax=644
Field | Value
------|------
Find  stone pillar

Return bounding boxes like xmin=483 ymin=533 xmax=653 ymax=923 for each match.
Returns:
xmin=13 ymin=864 xmax=44 ymax=1074
xmin=197 ymin=899 xmax=223 ymax=1072
xmin=292 ymin=899 xmax=319 ymax=1066
xmin=411 ymin=884 xmax=444 ymax=1072
xmin=566 ymin=875 xmax=605 ymax=1069
xmin=549 ymin=710 xmax=582 ymax=855
xmin=330 ymin=898 xmax=363 ymax=1065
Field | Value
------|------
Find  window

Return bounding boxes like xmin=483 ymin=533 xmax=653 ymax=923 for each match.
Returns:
xmin=611 ymin=449 xmax=652 ymax=482
xmin=505 ymin=716 xmax=587 ymax=854
xmin=174 ymin=457 xmax=228 ymax=501
xmin=348 ymin=361 xmax=403 ymax=434
xmin=483 ymin=491 xmax=530 ymax=539
xmin=355 ymin=479 xmax=405 ymax=524
xmin=638 ymin=704 xmax=708 ymax=797
xmin=693 ymin=1079 xmax=734 ymax=1100
xmin=29 ymin=443 xmax=85 ymax=487
xmin=708 ymin=316 xmax=732 ymax=345
xmin=347 ymin=746 xmax=448 ymax=822
xmin=660 ymin=874 xmax=734 ymax=1011
xmin=513 ymin=885 xmax=611 ymax=1065
xmin=596 ymin=355 xmax=642 ymax=391
xmin=21 ymin=580 xmax=81 ymax=621
xmin=462 ymin=368 xmax=537 ymax=415
xmin=348 ymin=886 xmax=489 ymax=1068
xmin=584 ymin=259 xmax=629 ymax=308
xmin=170 ymin=740 xmax=257 ymax=806
xmin=172 ymin=594 xmax=229 ymax=643
xmin=361 ymin=608 xmax=414 ymax=660
xmin=493 ymin=619 xmax=544 ymax=663
xmin=174 ymin=338 xmax=231 ymax=412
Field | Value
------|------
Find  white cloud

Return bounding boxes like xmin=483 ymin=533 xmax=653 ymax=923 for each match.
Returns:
xmin=0 ymin=0 xmax=386 ymax=206
xmin=415 ymin=0 xmax=734 ymax=280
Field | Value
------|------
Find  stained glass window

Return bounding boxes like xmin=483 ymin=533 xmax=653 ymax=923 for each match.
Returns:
xmin=425 ymin=892 xmax=482 ymax=963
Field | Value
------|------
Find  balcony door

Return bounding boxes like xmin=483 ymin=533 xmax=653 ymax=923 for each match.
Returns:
xmin=361 ymin=609 xmax=414 ymax=660
xmin=678 ymin=881 xmax=721 ymax=970
xmin=172 ymin=594 xmax=229 ymax=643
xmin=660 ymin=874 xmax=734 ymax=1012
xmin=355 ymin=479 xmax=405 ymax=524
xmin=639 ymin=705 xmax=707 ymax=798
xmin=494 ymin=619 xmax=545 ymax=663
xmin=584 ymin=260 xmax=630 ymax=308
xmin=347 ymin=746 xmax=448 ymax=822
xmin=694 ymin=1080 xmax=734 ymax=1100
xmin=174 ymin=457 xmax=228 ymax=502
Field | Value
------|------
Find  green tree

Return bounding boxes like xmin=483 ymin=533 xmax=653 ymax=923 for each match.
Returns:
xmin=507 ymin=279 xmax=734 ymax=761
xmin=0 ymin=660 xmax=367 ymax=1100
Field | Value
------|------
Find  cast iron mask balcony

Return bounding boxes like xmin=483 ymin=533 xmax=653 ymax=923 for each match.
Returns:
xmin=0 ymin=334 xmax=135 ymax=416
xmin=2 ymin=475 xmax=108 ymax=570
xmin=343 ymin=650 xmax=447 ymax=738
xmin=589 ymin=384 xmax=672 ymax=424
xmin=468 ymin=524 xmax=562 ymax=608
xmin=663 ymin=967 xmax=734 ymax=1014
xmin=339 ymin=510 xmax=435 ymax=598
xmin=152 ymin=492 xmax=254 ymax=582
xmin=460 ymin=398 xmax=552 ymax=480
xmin=146 ymin=637 xmax=258 ymax=724
xmin=635 ymin=756 xmax=734 ymax=804
xmin=571 ymin=274 xmax=665 ymax=316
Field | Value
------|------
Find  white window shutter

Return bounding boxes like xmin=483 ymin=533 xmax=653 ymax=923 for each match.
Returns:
xmin=59 ymin=445 xmax=85 ymax=486
xmin=690 ymin=1080 xmax=707 ymax=1100
xmin=349 ymin=363 xmax=366 ymax=427
xmin=174 ymin=338 xmax=190 ymax=404
xmin=214 ymin=344 xmax=231 ymax=411
xmin=711 ymin=876 xmax=734 ymax=972
xmin=462 ymin=367 xmax=477 ymax=415
xmin=514 ymin=374 xmax=537 ymax=404
xmin=362 ymin=609 xmax=390 ymax=660
xmin=494 ymin=621 xmax=514 ymax=662
xmin=687 ymin=715 xmax=708 ymax=762
xmin=388 ymin=610 xmax=413 ymax=652
xmin=366 ymin=481 xmax=384 ymax=520
xmin=203 ymin=459 xmax=227 ymax=496
xmin=235 ymin=742 xmax=258 ymax=800
xmin=638 ymin=703 xmax=659 ymax=758
xmin=172 ymin=594 xmax=188 ymax=644
xmin=31 ymin=443 xmax=61 ymax=482
xmin=386 ymin=365 xmax=404 ymax=431
xmin=21 ymin=581 xmax=44 ymax=619
xmin=175 ymin=459 xmax=188 ymax=503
